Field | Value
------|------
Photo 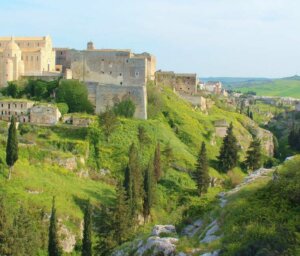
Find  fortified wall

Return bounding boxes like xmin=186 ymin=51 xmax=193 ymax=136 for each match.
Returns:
xmin=87 ymin=83 xmax=147 ymax=120
xmin=155 ymin=70 xmax=197 ymax=94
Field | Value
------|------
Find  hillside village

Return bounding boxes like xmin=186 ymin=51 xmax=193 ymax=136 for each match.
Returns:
xmin=0 ymin=35 xmax=300 ymax=256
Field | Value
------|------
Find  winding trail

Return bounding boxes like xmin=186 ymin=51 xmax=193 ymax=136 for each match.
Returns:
xmin=181 ymin=167 xmax=275 ymax=256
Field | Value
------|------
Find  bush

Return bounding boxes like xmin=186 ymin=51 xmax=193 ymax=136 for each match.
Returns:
xmin=113 ymin=99 xmax=136 ymax=118
xmin=56 ymin=103 xmax=69 ymax=115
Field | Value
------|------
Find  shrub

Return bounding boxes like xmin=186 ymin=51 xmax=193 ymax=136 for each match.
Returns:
xmin=56 ymin=103 xmax=69 ymax=115
xmin=113 ymin=99 xmax=136 ymax=118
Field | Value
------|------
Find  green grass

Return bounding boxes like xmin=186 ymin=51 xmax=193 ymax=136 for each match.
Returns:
xmin=235 ymin=79 xmax=300 ymax=98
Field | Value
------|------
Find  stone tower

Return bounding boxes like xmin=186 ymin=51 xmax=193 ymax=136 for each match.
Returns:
xmin=87 ymin=41 xmax=94 ymax=50
xmin=1 ymin=37 xmax=24 ymax=85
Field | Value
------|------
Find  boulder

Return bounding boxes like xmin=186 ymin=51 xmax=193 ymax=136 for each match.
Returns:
xmin=136 ymin=236 xmax=178 ymax=256
xmin=152 ymin=225 xmax=177 ymax=236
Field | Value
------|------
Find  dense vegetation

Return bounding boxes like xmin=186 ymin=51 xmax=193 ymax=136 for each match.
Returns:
xmin=221 ymin=157 xmax=300 ymax=255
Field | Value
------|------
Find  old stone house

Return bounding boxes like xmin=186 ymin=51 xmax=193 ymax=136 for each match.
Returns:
xmin=0 ymin=99 xmax=34 ymax=122
xmin=30 ymin=104 xmax=61 ymax=125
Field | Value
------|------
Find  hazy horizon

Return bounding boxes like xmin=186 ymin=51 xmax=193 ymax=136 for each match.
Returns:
xmin=1 ymin=0 xmax=300 ymax=78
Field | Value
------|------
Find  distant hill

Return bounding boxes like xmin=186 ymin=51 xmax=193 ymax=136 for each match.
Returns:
xmin=200 ymin=75 xmax=300 ymax=98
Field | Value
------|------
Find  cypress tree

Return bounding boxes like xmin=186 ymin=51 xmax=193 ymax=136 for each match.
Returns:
xmin=123 ymin=165 xmax=133 ymax=203
xmin=48 ymin=197 xmax=61 ymax=256
xmin=6 ymin=115 xmax=18 ymax=180
xmin=138 ymin=125 xmax=148 ymax=145
xmin=82 ymin=201 xmax=92 ymax=256
xmin=113 ymin=182 xmax=131 ymax=245
xmin=195 ymin=142 xmax=210 ymax=196
xmin=218 ymin=123 xmax=239 ymax=172
xmin=244 ymin=137 xmax=262 ymax=171
xmin=153 ymin=142 xmax=161 ymax=182
xmin=128 ymin=143 xmax=141 ymax=219
xmin=143 ymin=160 xmax=154 ymax=223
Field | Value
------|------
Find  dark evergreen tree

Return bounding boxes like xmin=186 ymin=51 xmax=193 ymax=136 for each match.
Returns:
xmin=195 ymin=142 xmax=210 ymax=196
xmin=138 ymin=125 xmax=148 ymax=145
xmin=153 ymin=142 xmax=161 ymax=182
xmin=82 ymin=201 xmax=92 ymax=256
xmin=218 ymin=123 xmax=239 ymax=172
xmin=6 ymin=115 xmax=18 ymax=180
xmin=163 ymin=142 xmax=174 ymax=166
xmin=244 ymin=137 xmax=262 ymax=171
xmin=123 ymin=165 xmax=133 ymax=202
xmin=143 ymin=161 xmax=154 ymax=223
xmin=48 ymin=197 xmax=61 ymax=256
xmin=99 ymin=106 xmax=118 ymax=142
xmin=128 ymin=143 xmax=142 ymax=219
xmin=113 ymin=182 xmax=132 ymax=245
xmin=249 ymin=111 xmax=253 ymax=120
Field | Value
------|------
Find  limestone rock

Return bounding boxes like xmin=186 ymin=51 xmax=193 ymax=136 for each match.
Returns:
xmin=136 ymin=236 xmax=178 ymax=256
xmin=152 ymin=225 xmax=177 ymax=236
xmin=59 ymin=224 xmax=76 ymax=253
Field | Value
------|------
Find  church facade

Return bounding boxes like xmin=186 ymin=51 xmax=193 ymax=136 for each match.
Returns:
xmin=0 ymin=36 xmax=56 ymax=87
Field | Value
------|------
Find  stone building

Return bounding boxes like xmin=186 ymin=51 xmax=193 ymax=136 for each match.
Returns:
xmin=30 ymin=104 xmax=61 ymax=125
xmin=0 ymin=99 xmax=34 ymax=122
xmin=55 ymin=42 xmax=153 ymax=120
xmin=155 ymin=71 xmax=197 ymax=94
xmin=204 ymin=81 xmax=223 ymax=94
xmin=55 ymin=42 xmax=156 ymax=85
xmin=0 ymin=36 xmax=56 ymax=87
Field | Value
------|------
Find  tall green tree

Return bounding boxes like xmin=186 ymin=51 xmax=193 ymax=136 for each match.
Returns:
xmin=113 ymin=99 xmax=136 ymax=118
xmin=138 ymin=125 xmax=149 ymax=146
xmin=6 ymin=115 xmax=18 ymax=180
xmin=153 ymin=142 xmax=161 ymax=182
xmin=244 ymin=137 xmax=262 ymax=171
xmin=195 ymin=142 xmax=210 ymax=196
xmin=99 ymin=106 xmax=118 ymax=142
xmin=218 ymin=123 xmax=239 ymax=172
xmin=127 ymin=143 xmax=142 ymax=219
xmin=113 ymin=182 xmax=132 ymax=245
xmin=143 ymin=160 xmax=154 ymax=223
xmin=123 ymin=165 xmax=133 ymax=203
xmin=82 ymin=201 xmax=92 ymax=256
xmin=48 ymin=197 xmax=61 ymax=256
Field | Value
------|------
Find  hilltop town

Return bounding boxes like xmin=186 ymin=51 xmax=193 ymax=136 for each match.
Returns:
xmin=0 ymin=35 xmax=232 ymax=125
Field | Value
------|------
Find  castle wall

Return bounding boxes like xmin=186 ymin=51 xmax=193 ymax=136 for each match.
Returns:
xmin=89 ymin=83 xmax=147 ymax=119
xmin=155 ymin=71 xmax=197 ymax=93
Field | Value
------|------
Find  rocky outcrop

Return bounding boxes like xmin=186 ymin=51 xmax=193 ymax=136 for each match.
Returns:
xmin=58 ymin=223 xmax=76 ymax=253
xmin=57 ymin=157 xmax=77 ymax=171
xmin=152 ymin=225 xmax=176 ymax=236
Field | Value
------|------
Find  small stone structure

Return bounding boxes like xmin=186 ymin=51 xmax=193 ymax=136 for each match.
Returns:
xmin=155 ymin=70 xmax=197 ymax=94
xmin=63 ymin=114 xmax=94 ymax=127
xmin=30 ymin=104 xmax=61 ymax=125
xmin=214 ymin=120 xmax=229 ymax=137
xmin=295 ymin=103 xmax=300 ymax=112
xmin=0 ymin=99 xmax=34 ymax=122
xmin=204 ymin=81 xmax=223 ymax=94
xmin=87 ymin=83 xmax=147 ymax=119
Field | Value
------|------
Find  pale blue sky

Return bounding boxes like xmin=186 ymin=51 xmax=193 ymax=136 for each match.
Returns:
xmin=1 ymin=0 xmax=300 ymax=77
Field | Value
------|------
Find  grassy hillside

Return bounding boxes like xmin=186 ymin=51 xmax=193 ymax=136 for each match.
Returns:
xmin=220 ymin=156 xmax=300 ymax=255
xmin=0 ymin=84 xmax=267 ymax=254
xmin=234 ymin=78 xmax=300 ymax=98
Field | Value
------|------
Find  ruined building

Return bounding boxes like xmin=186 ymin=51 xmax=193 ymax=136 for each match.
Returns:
xmin=55 ymin=42 xmax=155 ymax=119
xmin=0 ymin=36 xmax=56 ymax=87
xmin=155 ymin=70 xmax=197 ymax=94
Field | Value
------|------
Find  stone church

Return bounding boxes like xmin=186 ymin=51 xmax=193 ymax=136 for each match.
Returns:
xmin=0 ymin=36 xmax=56 ymax=87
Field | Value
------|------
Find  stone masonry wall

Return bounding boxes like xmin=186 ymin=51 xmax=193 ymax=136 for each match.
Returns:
xmin=91 ymin=84 xmax=147 ymax=120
